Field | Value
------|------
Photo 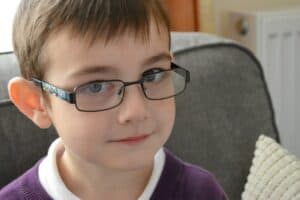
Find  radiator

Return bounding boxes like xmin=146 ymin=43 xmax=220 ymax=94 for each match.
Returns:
xmin=228 ymin=7 xmax=300 ymax=157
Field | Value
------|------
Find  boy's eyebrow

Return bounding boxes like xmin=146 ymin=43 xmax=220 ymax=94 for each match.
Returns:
xmin=68 ymin=52 xmax=172 ymax=79
xmin=142 ymin=52 xmax=172 ymax=66
xmin=68 ymin=65 xmax=117 ymax=79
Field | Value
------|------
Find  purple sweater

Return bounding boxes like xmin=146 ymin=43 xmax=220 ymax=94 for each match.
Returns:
xmin=0 ymin=149 xmax=227 ymax=200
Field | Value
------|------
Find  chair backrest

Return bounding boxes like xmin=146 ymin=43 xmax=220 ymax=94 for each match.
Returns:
xmin=0 ymin=43 xmax=279 ymax=199
xmin=165 ymin=43 xmax=279 ymax=200
xmin=0 ymin=52 xmax=58 ymax=189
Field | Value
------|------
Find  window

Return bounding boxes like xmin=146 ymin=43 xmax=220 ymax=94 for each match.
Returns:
xmin=0 ymin=1 xmax=20 ymax=52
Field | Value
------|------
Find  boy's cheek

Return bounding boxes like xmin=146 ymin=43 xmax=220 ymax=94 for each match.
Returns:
xmin=161 ymin=98 xmax=175 ymax=115
xmin=155 ymin=98 xmax=176 ymax=127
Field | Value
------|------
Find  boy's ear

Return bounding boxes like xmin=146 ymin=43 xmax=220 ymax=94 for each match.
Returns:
xmin=8 ymin=77 xmax=52 ymax=129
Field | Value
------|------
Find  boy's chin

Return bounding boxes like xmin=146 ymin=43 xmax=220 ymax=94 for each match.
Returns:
xmin=103 ymin=151 xmax=156 ymax=172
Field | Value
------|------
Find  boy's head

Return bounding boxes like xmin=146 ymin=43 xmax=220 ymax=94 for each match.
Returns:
xmin=9 ymin=0 xmax=183 ymax=171
xmin=13 ymin=0 xmax=170 ymax=80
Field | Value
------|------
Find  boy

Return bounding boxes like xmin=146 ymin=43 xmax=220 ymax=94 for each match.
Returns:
xmin=0 ymin=0 xmax=227 ymax=199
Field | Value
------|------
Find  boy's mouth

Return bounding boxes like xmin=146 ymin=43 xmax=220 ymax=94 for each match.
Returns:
xmin=110 ymin=134 xmax=150 ymax=145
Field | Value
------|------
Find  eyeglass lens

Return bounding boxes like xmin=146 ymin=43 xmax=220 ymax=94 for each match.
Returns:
xmin=75 ymin=68 xmax=187 ymax=111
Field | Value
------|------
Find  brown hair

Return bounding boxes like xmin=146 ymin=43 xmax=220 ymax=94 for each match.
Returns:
xmin=13 ymin=0 xmax=170 ymax=80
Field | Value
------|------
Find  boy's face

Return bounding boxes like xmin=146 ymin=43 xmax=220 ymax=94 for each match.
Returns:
xmin=43 ymin=22 xmax=175 ymax=170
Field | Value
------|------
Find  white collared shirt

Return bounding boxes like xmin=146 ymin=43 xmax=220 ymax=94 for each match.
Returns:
xmin=38 ymin=138 xmax=165 ymax=200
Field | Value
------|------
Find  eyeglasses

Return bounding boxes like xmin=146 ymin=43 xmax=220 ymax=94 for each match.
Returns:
xmin=32 ymin=62 xmax=190 ymax=112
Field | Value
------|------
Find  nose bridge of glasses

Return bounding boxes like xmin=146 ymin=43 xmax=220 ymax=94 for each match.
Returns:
xmin=119 ymin=78 xmax=146 ymax=98
xmin=123 ymin=79 xmax=143 ymax=87
xmin=119 ymin=79 xmax=143 ymax=93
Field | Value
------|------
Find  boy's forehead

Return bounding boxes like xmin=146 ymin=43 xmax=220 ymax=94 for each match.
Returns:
xmin=45 ymin=19 xmax=169 ymax=54
xmin=42 ymin=21 xmax=170 ymax=81
xmin=48 ymin=17 xmax=169 ymax=47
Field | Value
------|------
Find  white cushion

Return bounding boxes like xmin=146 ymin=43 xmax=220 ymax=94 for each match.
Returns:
xmin=242 ymin=135 xmax=300 ymax=200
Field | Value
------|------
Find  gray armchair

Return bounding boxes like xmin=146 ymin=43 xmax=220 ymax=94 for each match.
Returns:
xmin=167 ymin=41 xmax=279 ymax=199
xmin=0 ymin=33 xmax=279 ymax=200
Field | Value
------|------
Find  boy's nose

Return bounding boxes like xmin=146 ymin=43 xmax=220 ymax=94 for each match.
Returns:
xmin=117 ymin=85 xmax=150 ymax=124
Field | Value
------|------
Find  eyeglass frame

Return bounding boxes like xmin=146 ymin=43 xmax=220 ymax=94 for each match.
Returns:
xmin=32 ymin=62 xmax=190 ymax=112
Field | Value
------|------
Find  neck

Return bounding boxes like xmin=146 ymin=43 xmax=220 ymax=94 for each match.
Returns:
xmin=57 ymin=150 xmax=154 ymax=200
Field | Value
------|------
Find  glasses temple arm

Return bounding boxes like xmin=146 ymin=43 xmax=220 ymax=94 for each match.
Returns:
xmin=32 ymin=78 xmax=76 ymax=103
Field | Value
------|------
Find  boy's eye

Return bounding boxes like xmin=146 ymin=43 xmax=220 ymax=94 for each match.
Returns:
xmin=88 ymin=82 xmax=103 ymax=93
xmin=79 ymin=82 xmax=109 ymax=94
xmin=143 ymin=68 xmax=164 ymax=82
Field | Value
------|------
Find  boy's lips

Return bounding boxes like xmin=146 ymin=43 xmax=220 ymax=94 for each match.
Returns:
xmin=110 ymin=134 xmax=150 ymax=145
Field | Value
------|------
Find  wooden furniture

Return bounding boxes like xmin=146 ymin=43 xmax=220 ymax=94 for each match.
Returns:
xmin=164 ymin=0 xmax=200 ymax=31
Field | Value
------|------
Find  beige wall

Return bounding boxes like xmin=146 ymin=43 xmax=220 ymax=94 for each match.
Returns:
xmin=200 ymin=0 xmax=300 ymax=36
xmin=199 ymin=0 xmax=215 ymax=33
